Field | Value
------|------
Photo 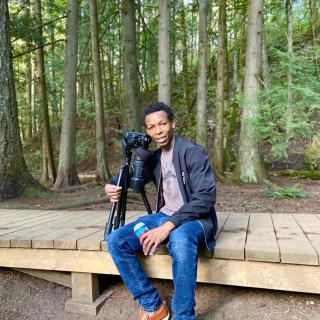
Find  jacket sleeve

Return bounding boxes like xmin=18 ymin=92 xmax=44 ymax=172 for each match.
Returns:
xmin=168 ymin=145 xmax=216 ymax=227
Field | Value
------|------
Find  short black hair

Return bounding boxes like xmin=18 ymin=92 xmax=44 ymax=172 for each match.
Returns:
xmin=142 ymin=102 xmax=175 ymax=127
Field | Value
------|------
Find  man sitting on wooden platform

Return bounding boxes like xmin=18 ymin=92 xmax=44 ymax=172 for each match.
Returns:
xmin=105 ymin=102 xmax=217 ymax=320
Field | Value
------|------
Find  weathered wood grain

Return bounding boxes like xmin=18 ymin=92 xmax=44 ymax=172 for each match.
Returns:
xmin=293 ymin=214 xmax=320 ymax=264
xmin=214 ymin=213 xmax=249 ymax=260
xmin=272 ymin=214 xmax=318 ymax=265
xmin=245 ymin=213 xmax=280 ymax=262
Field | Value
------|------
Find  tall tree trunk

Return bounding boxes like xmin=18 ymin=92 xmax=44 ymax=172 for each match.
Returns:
xmin=89 ymin=0 xmax=111 ymax=181
xmin=0 ymin=0 xmax=35 ymax=200
xmin=224 ymin=29 xmax=239 ymax=171
xmin=31 ymin=53 xmax=37 ymax=136
xmin=212 ymin=0 xmax=227 ymax=180
xmin=49 ymin=0 xmax=59 ymax=125
xmin=25 ymin=55 xmax=33 ymax=141
xmin=121 ymin=0 xmax=140 ymax=131
xmin=261 ymin=14 xmax=270 ymax=89
xmin=171 ymin=2 xmax=177 ymax=78
xmin=196 ymin=0 xmax=208 ymax=148
xmin=286 ymin=0 xmax=294 ymax=141
xmin=309 ymin=0 xmax=319 ymax=45
xmin=232 ymin=0 xmax=266 ymax=184
xmin=54 ymin=0 xmax=80 ymax=189
xmin=33 ymin=0 xmax=56 ymax=183
xmin=158 ymin=0 xmax=171 ymax=106
xmin=25 ymin=0 xmax=32 ymax=141
xmin=309 ymin=0 xmax=320 ymax=79
xmin=179 ymin=0 xmax=189 ymax=109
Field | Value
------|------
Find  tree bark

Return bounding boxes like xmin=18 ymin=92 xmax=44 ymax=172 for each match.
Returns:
xmin=25 ymin=0 xmax=33 ymax=141
xmin=54 ymin=0 xmax=80 ymax=189
xmin=121 ymin=0 xmax=140 ymax=131
xmin=309 ymin=0 xmax=319 ymax=45
xmin=232 ymin=0 xmax=266 ymax=184
xmin=33 ymin=0 xmax=56 ymax=183
xmin=212 ymin=0 xmax=227 ymax=179
xmin=179 ymin=0 xmax=189 ymax=109
xmin=0 ymin=0 xmax=35 ymax=200
xmin=196 ymin=0 xmax=208 ymax=148
xmin=89 ymin=0 xmax=111 ymax=181
xmin=158 ymin=0 xmax=171 ymax=106
xmin=261 ymin=14 xmax=270 ymax=89
xmin=286 ymin=0 xmax=294 ymax=140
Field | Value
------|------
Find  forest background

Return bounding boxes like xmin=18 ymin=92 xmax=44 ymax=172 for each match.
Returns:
xmin=0 ymin=0 xmax=320 ymax=204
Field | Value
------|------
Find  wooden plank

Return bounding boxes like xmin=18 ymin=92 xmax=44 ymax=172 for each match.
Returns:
xmin=0 ymin=210 xmax=43 ymax=224
xmin=245 ymin=213 xmax=280 ymax=262
xmin=2 ymin=248 xmax=320 ymax=294
xmin=293 ymin=214 xmax=320 ymax=262
xmin=2 ymin=211 xmax=94 ymax=248
xmin=32 ymin=212 xmax=106 ymax=249
xmin=0 ymin=211 xmax=72 ymax=236
xmin=216 ymin=212 xmax=229 ymax=237
xmin=0 ymin=210 xmax=66 ymax=227
xmin=0 ymin=210 xmax=25 ymax=220
xmin=77 ymin=230 xmax=104 ymax=251
xmin=0 ymin=211 xmax=77 ymax=247
xmin=54 ymin=210 xmax=140 ymax=250
xmin=214 ymin=212 xmax=249 ymax=260
xmin=272 ymin=214 xmax=318 ymax=265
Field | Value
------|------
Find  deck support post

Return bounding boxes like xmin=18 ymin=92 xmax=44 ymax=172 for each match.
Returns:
xmin=65 ymin=272 xmax=107 ymax=316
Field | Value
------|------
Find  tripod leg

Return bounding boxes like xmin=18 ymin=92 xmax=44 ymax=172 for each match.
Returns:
xmin=140 ymin=188 xmax=153 ymax=215
xmin=119 ymin=166 xmax=129 ymax=227
xmin=105 ymin=165 xmax=125 ymax=237
xmin=114 ymin=164 xmax=129 ymax=229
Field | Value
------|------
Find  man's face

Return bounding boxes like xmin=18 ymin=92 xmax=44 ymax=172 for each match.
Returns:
xmin=145 ymin=111 xmax=176 ymax=150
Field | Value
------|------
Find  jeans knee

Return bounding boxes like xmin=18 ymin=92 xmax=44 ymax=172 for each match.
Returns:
xmin=167 ymin=239 xmax=198 ymax=260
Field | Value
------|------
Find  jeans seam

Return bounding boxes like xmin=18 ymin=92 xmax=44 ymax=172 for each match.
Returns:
xmin=196 ymin=220 xmax=208 ymax=249
xmin=114 ymin=234 xmax=146 ymax=297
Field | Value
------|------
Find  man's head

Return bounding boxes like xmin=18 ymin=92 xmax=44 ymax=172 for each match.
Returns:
xmin=142 ymin=102 xmax=176 ymax=150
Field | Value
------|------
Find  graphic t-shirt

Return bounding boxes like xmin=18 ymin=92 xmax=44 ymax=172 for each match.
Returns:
xmin=159 ymin=138 xmax=184 ymax=216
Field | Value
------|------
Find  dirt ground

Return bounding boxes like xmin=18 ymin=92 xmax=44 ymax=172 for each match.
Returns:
xmin=0 ymin=175 xmax=320 ymax=320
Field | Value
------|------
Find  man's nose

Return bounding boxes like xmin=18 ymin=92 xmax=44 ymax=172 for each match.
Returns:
xmin=155 ymin=125 xmax=163 ymax=135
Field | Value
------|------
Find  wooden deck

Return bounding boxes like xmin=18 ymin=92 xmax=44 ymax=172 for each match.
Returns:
xmin=0 ymin=209 xmax=320 ymax=315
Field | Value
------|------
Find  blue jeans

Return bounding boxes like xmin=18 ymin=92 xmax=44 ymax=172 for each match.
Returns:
xmin=106 ymin=212 xmax=205 ymax=320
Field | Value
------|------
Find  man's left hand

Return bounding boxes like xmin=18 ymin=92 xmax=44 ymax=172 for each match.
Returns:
xmin=139 ymin=221 xmax=175 ymax=255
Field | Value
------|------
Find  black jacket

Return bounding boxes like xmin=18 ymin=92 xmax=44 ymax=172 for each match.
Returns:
xmin=111 ymin=136 xmax=218 ymax=252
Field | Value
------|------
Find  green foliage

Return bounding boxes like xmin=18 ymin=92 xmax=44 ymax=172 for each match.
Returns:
xmin=258 ymin=47 xmax=320 ymax=158
xmin=263 ymin=185 xmax=306 ymax=199
xmin=278 ymin=170 xmax=320 ymax=180
xmin=76 ymin=140 xmax=92 ymax=162
xmin=21 ymin=185 xmax=53 ymax=200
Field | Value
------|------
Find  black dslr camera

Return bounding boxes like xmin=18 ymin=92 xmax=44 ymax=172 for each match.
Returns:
xmin=123 ymin=131 xmax=151 ymax=150
xmin=122 ymin=132 xmax=152 ymax=192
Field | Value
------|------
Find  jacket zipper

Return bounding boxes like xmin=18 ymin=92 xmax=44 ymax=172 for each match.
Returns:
xmin=181 ymin=171 xmax=186 ymax=186
xmin=155 ymin=167 xmax=161 ymax=212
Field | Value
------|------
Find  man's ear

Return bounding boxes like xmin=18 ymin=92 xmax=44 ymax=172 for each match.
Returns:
xmin=172 ymin=119 xmax=176 ymax=128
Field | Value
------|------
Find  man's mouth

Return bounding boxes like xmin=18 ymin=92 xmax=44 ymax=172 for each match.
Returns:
xmin=156 ymin=136 xmax=167 ymax=143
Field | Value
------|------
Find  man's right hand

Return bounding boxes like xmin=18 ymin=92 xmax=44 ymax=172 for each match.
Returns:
xmin=104 ymin=184 xmax=122 ymax=203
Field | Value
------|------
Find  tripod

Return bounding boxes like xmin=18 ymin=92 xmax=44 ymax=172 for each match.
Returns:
xmin=104 ymin=147 xmax=152 ymax=238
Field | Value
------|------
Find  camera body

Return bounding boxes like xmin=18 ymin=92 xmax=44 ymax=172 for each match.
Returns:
xmin=122 ymin=132 xmax=151 ymax=192
xmin=123 ymin=131 xmax=151 ymax=150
